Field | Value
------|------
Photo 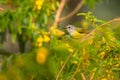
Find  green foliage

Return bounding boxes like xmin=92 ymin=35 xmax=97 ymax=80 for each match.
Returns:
xmin=0 ymin=0 xmax=120 ymax=80
xmin=85 ymin=0 xmax=102 ymax=8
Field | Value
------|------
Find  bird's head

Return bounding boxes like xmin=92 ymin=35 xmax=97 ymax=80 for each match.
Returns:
xmin=65 ymin=25 xmax=76 ymax=34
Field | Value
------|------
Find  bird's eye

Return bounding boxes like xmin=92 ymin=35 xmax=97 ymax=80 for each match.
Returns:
xmin=68 ymin=27 xmax=70 ymax=28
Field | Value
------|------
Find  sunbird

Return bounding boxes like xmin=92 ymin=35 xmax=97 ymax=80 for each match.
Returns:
xmin=65 ymin=25 xmax=86 ymax=39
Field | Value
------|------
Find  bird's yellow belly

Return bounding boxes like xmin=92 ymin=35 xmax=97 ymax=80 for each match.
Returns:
xmin=70 ymin=31 xmax=85 ymax=39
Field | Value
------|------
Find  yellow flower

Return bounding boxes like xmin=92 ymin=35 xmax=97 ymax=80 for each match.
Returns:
xmin=71 ymin=60 xmax=78 ymax=64
xmin=35 ymin=0 xmax=44 ymax=6
xmin=56 ymin=1 xmax=60 ymax=7
xmin=101 ymin=78 xmax=107 ymax=80
xmin=37 ymin=6 xmax=42 ymax=10
xmin=35 ymin=0 xmax=44 ymax=10
xmin=37 ymin=42 xmax=42 ymax=47
xmin=68 ymin=48 xmax=74 ymax=53
xmin=50 ymin=26 xmax=65 ymax=37
xmin=88 ymin=38 xmax=93 ymax=45
xmin=43 ymin=35 xmax=50 ymax=42
xmin=65 ymin=43 xmax=74 ymax=53
xmin=51 ymin=3 xmax=56 ymax=11
xmin=36 ymin=36 xmax=43 ymax=47
xmin=100 ymin=52 xmax=106 ymax=58
xmin=36 ymin=47 xmax=48 ymax=64
xmin=37 ymin=36 xmax=43 ymax=42
xmin=114 ymin=63 xmax=119 ymax=67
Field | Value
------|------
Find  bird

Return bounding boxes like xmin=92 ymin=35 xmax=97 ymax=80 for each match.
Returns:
xmin=65 ymin=25 xmax=86 ymax=39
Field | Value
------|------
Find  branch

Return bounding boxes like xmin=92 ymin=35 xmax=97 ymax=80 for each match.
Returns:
xmin=81 ymin=73 xmax=86 ymax=80
xmin=69 ymin=60 xmax=86 ymax=80
xmin=80 ymin=17 xmax=120 ymax=42
xmin=59 ymin=0 xmax=85 ymax=22
xmin=99 ymin=17 xmax=120 ymax=27
xmin=0 ymin=7 xmax=4 ymax=11
xmin=53 ymin=0 xmax=67 ymax=27
xmin=56 ymin=50 xmax=75 ymax=80
xmin=69 ymin=62 xmax=81 ymax=80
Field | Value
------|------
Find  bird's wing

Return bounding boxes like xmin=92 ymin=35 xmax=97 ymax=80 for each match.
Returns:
xmin=77 ymin=28 xmax=87 ymax=33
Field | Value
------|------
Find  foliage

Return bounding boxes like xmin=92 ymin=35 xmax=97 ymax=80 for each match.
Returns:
xmin=0 ymin=0 xmax=120 ymax=80
xmin=85 ymin=0 xmax=102 ymax=8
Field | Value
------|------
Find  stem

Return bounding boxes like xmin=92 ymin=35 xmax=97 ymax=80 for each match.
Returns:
xmin=56 ymin=50 xmax=75 ymax=80
xmin=53 ymin=0 xmax=66 ymax=27
xmin=59 ymin=0 xmax=85 ymax=22
xmin=81 ymin=17 xmax=120 ymax=42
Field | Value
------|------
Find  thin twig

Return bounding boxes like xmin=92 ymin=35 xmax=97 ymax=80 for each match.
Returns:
xmin=53 ymin=0 xmax=66 ymax=27
xmin=0 ymin=7 xmax=4 ymax=11
xmin=89 ymin=72 xmax=95 ymax=80
xmin=99 ymin=17 xmax=120 ymax=27
xmin=81 ymin=73 xmax=87 ymax=80
xmin=69 ymin=61 xmax=81 ymax=80
xmin=81 ymin=17 xmax=120 ymax=42
xmin=59 ymin=0 xmax=85 ymax=22
xmin=56 ymin=50 xmax=75 ymax=80
xmin=69 ymin=60 xmax=86 ymax=80
xmin=89 ymin=68 xmax=97 ymax=80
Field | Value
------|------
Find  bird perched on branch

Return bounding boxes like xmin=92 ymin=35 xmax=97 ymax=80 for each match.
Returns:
xmin=65 ymin=25 xmax=87 ymax=39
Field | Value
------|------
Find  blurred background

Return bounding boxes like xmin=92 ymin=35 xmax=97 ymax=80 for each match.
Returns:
xmin=0 ymin=0 xmax=120 ymax=80
xmin=91 ymin=0 xmax=120 ymax=20
xmin=0 ymin=0 xmax=119 ymax=53
xmin=62 ymin=0 xmax=120 ymax=25
xmin=0 ymin=0 xmax=120 ymax=53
